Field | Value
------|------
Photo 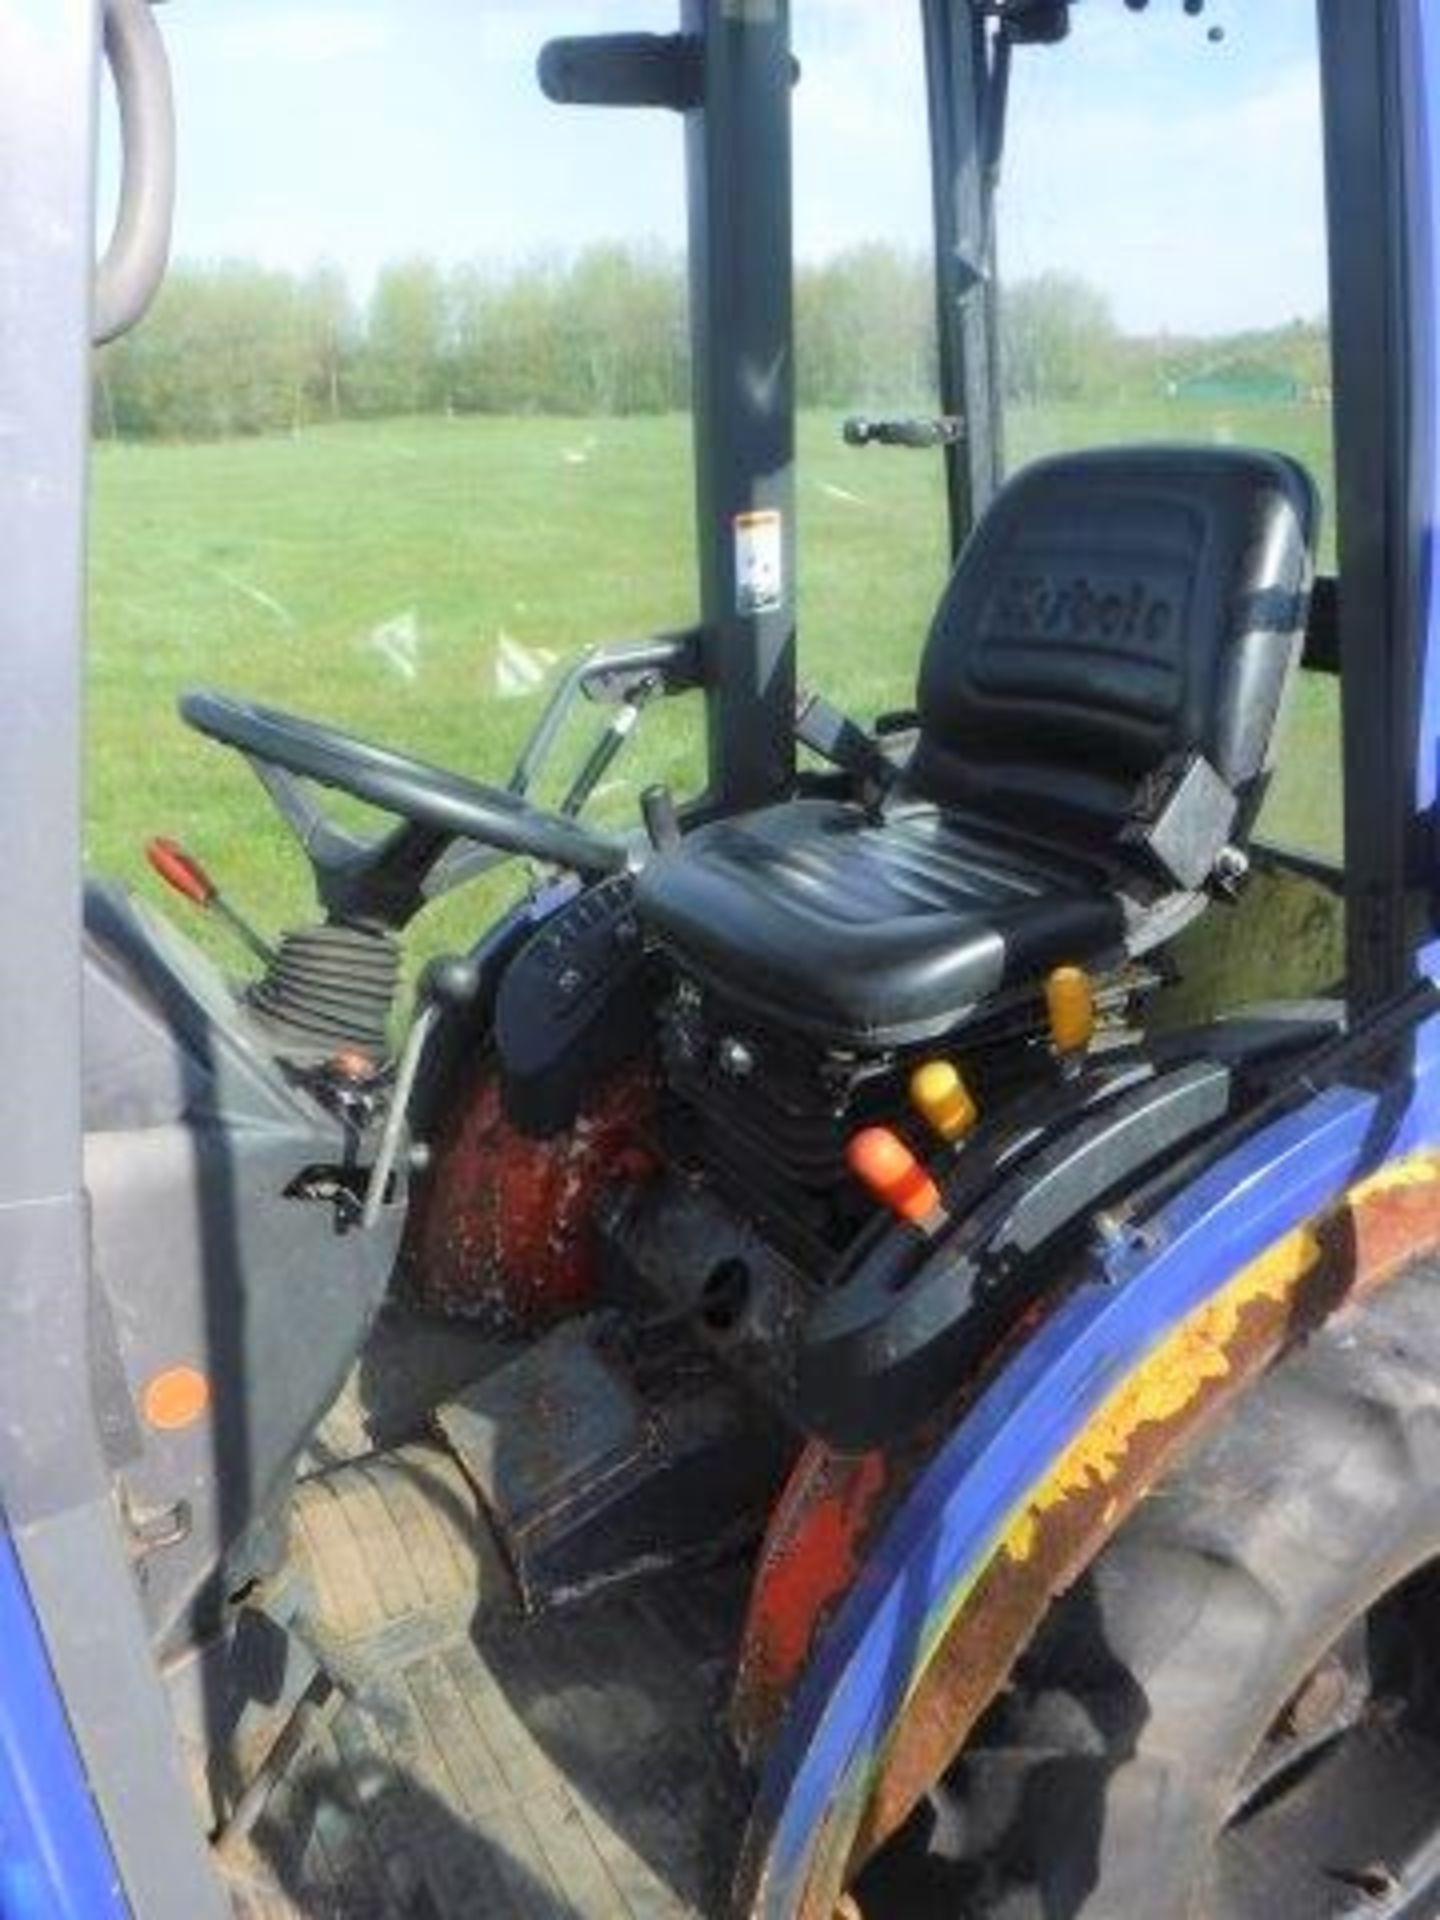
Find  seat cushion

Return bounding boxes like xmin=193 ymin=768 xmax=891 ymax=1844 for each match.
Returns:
xmin=635 ymin=799 xmax=1125 ymax=1044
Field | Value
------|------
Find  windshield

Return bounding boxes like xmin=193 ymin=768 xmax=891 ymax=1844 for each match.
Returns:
xmin=90 ymin=1 xmax=704 ymax=972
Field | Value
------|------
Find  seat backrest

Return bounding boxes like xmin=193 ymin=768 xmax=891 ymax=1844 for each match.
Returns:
xmin=910 ymin=445 xmax=1319 ymax=863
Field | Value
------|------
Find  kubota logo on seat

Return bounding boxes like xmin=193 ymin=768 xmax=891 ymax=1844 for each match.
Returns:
xmin=989 ymin=575 xmax=1177 ymax=647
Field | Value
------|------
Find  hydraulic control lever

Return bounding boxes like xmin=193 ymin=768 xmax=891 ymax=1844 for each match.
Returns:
xmin=145 ymin=837 xmax=276 ymax=967
xmin=843 ymin=415 xmax=965 ymax=450
xmin=360 ymin=954 xmax=483 ymax=1231
xmin=640 ymin=784 xmax=681 ymax=853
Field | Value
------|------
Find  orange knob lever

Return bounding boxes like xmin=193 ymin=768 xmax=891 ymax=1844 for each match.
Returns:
xmin=847 ymin=1127 xmax=944 ymax=1227
xmin=1045 ymin=964 xmax=1096 ymax=1059
xmin=146 ymin=835 xmax=216 ymax=907
xmin=910 ymin=1059 xmax=978 ymax=1143
xmin=144 ymin=836 xmax=275 ymax=967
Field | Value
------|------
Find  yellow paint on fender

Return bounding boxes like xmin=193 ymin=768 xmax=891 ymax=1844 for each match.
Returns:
xmin=904 ymin=1152 xmax=1440 ymax=1673
xmin=1001 ymin=1224 xmax=1321 ymax=1563
xmin=848 ymin=1149 xmax=1440 ymax=1893
xmin=996 ymin=1152 xmax=1440 ymax=1565
xmin=1349 ymin=1150 xmax=1440 ymax=1201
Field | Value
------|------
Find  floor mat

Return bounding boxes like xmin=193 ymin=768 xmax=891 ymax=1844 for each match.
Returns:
xmin=222 ymin=1443 xmax=753 ymax=1920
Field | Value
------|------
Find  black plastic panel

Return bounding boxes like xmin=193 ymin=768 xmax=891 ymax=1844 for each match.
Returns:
xmin=798 ymin=1060 xmax=1235 ymax=1449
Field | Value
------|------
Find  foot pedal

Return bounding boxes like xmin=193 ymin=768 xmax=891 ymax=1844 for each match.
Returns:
xmin=436 ymin=1318 xmax=790 ymax=1610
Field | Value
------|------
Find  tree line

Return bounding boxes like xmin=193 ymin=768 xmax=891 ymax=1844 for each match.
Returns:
xmin=94 ymin=243 xmax=1327 ymax=441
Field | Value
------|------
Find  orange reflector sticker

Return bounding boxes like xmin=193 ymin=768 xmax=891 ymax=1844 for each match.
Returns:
xmin=143 ymin=1365 xmax=211 ymax=1432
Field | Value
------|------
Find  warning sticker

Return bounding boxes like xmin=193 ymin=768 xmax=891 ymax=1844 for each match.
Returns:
xmin=734 ymin=509 xmax=784 ymax=616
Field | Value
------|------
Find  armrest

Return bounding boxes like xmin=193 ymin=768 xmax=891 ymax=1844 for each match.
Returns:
xmin=795 ymin=688 xmax=898 ymax=797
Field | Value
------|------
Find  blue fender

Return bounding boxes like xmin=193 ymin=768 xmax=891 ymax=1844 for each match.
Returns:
xmin=739 ymin=1008 xmax=1440 ymax=1916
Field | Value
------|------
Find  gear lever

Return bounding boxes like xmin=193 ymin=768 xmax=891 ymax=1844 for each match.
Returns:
xmin=360 ymin=955 xmax=482 ymax=1231
xmin=641 ymin=783 xmax=681 ymax=853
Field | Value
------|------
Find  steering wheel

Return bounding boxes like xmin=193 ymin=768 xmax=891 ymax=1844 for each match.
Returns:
xmin=181 ymin=689 xmax=628 ymax=925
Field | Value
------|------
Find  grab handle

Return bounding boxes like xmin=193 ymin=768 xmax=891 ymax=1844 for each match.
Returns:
xmin=94 ymin=0 xmax=175 ymax=345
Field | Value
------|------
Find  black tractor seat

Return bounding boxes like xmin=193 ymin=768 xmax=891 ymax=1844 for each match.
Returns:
xmin=637 ymin=445 xmax=1319 ymax=1047
xmin=636 ymin=797 xmax=1133 ymax=1044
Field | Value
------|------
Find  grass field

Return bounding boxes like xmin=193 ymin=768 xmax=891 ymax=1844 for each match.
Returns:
xmin=88 ymin=402 xmax=1341 ymax=989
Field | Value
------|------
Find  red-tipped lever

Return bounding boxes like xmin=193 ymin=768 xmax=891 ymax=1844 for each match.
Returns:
xmin=145 ymin=837 xmax=276 ymax=967
xmin=846 ymin=1126 xmax=947 ymax=1231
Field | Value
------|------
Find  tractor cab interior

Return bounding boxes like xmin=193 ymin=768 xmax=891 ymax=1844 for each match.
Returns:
xmin=57 ymin=0 xmax=1382 ymax=1911
xmin=87 ymin=427 xmax=1321 ymax=1663
xmin=76 ymin=0 xmax=1342 ymax=1639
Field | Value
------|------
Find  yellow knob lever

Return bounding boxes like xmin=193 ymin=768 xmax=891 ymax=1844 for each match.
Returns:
xmin=910 ymin=1059 xmax=979 ymax=1143
xmin=1046 ymin=965 xmax=1096 ymax=1057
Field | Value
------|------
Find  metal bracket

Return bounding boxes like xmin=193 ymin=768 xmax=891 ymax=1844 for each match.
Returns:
xmin=539 ymin=33 xmax=705 ymax=112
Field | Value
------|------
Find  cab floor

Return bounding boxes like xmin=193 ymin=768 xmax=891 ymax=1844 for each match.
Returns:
xmin=221 ymin=1441 xmax=753 ymax=1920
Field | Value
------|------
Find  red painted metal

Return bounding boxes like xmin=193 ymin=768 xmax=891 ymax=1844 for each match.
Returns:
xmin=732 ymin=1446 xmax=892 ymax=1760
xmin=732 ymin=1329 xmax=1044 ymax=1759
xmin=404 ymin=1058 xmax=656 ymax=1330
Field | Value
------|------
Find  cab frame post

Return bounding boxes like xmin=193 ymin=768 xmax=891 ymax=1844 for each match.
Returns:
xmin=921 ymin=0 xmax=1004 ymax=559
xmin=683 ymin=0 xmax=798 ymax=814
xmin=0 ymin=3 xmax=228 ymax=1911
xmin=1319 ymin=0 xmax=1433 ymax=1009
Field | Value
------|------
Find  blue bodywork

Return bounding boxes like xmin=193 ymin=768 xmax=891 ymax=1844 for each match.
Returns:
xmin=0 ymin=1534 xmax=125 ymax=1920
xmin=1416 ymin=0 xmax=1440 ymax=816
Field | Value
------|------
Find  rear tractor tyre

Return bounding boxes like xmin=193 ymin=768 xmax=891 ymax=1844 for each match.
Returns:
xmin=857 ymin=1256 xmax=1440 ymax=1919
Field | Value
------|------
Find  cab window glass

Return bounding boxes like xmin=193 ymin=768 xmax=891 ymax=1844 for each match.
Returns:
xmin=791 ymin=1 xmax=950 ymax=725
xmin=90 ymin=2 xmax=700 ymax=969
xmin=997 ymin=0 xmax=1338 ymax=858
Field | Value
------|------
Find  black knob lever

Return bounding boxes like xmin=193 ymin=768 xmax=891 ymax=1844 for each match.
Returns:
xmin=641 ymin=784 xmax=681 ymax=853
xmin=360 ymin=953 xmax=482 ymax=1232
xmin=418 ymin=953 xmax=483 ymax=1014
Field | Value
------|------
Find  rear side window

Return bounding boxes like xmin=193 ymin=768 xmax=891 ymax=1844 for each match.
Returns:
xmin=995 ymin=0 xmax=1338 ymax=859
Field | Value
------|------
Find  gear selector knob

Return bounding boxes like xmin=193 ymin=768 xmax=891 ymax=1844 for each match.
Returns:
xmin=641 ymin=783 xmax=681 ymax=853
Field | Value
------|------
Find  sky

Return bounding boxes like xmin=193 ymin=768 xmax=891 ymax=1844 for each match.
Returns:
xmin=116 ymin=0 xmax=1329 ymax=339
